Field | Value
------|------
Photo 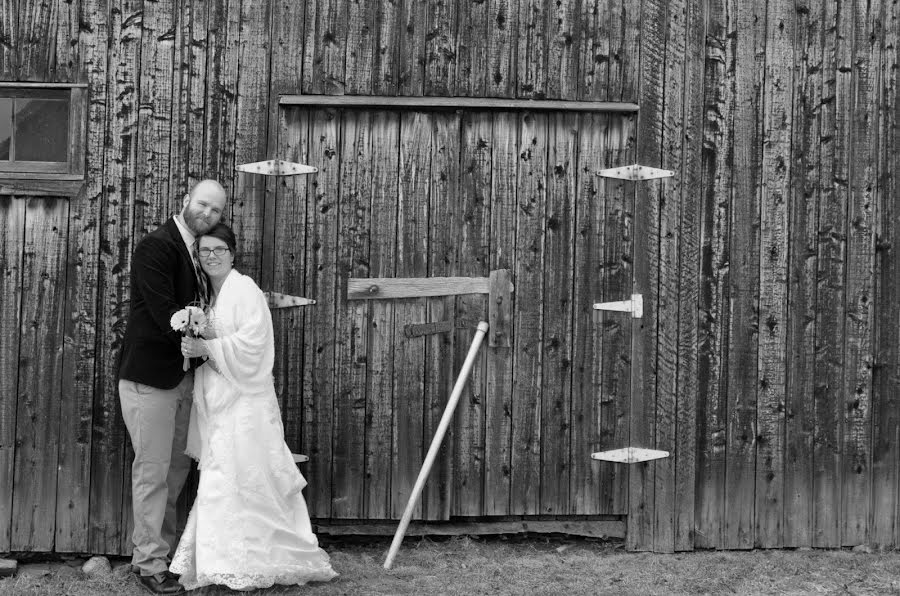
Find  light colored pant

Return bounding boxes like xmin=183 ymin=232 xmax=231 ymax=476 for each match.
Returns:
xmin=119 ymin=374 xmax=193 ymax=576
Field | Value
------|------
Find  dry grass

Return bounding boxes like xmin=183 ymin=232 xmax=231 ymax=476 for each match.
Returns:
xmin=3 ymin=535 xmax=900 ymax=595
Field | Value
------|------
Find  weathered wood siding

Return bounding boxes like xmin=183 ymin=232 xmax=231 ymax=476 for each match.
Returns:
xmin=1 ymin=0 xmax=899 ymax=555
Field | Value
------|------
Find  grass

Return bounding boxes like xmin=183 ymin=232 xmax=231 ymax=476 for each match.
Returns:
xmin=3 ymin=535 xmax=900 ymax=595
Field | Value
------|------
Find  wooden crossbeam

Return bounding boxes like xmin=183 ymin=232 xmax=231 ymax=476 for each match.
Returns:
xmin=347 ymin=275 xmax=513 ymax=300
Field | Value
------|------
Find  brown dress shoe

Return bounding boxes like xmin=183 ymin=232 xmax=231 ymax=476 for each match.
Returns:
xmin=138 ymin=571 xmax=184 ymax=594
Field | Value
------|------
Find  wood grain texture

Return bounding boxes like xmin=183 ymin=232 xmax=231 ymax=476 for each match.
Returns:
xmin=422 ymin=112 xmax=460 ymax=520
xmin=0 ymin=0 xmax=18 ymax=78
xmin=694 ymin=0 xmax=733 ymax=551
xmin=483 ymin=112 xmax=517 ymax=515
xmin=654 ymin=0 xmax=682 ymax=554
xmin=302 ymin=108 xmax=340 ymax=518
xmin=723 ymin=0 xmax=763 ymax=551
xmin=546 ymin=0 xmax=577 ymax=100
xmin=516 ymin=0 xmax=547 ymax=99
xmin=576 ymin=0 xmax=611 ymax=101
xmin=424 ymin=0 xmax=458 ymax=96
xmin=185 ymin=0 xmax=209 ymax=187
xmin=673 ymin=0 xmax=705 ymax=552
xmin=398 ymin=0 xmax=427 ymax=95
xmin=372 ymin=0 xmax=401 ymax=94
xmin=628 ymin=0 xmax=666 ymax=552
xmin=331 ymin=110 xmax=371 ymax=519
xmin=0 ymin=197 xmax=25 ymax=552
xmin=91 ymin=0 xmax=141 ymax=555
xmin=452 ymin=111 xmax=492 ymax=516
xmin=49 ymin=0 xmax=80 ymax=81
xmin=391 ymin=111 xmax=431 ymax=520
xmin=364 ymin=110 xmax=399 ymax=519
xmin=783 ymin=0 xmax=821 ymax=549
xmin=17 ymin=0 xmax=54 ymax=80
xmin=813 ymin=0 xmax=847 ymax=549
xmin=872 ymin=0 xmax=899 ymax=550
xmin=840 ymin=0 xmax=879 ymax=547
xmin=540 ymin=112 xmax=575 ymax=514
xmin=455 ymin=0 xmax=489 ymax=97
xmin=348 ymin=276 xmax=496 ymax=299
xmin=303 ymin=0 xmax=347 ymax=94
xmin=510 ymin=111 xmax=546 ymax=515
xmin=487 ymin=0 xmax=517 ymax=97
xmin=755 ymin=0 xmax=792 ymax=549
xmin=11 ymin=198 xmax=69 ymax=550
xmin=344 ymin=0 xmax=375 ymax=94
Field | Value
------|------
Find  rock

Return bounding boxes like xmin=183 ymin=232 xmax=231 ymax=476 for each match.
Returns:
xmin=81 ymin=556 xmax=112 ymax=577
xmin=0 ymin=558 xmax=16 ymax=578
xmin=852 ymin=544 xmax=873 ymax=554
xmin=18 ymin=563 xmax=51 ymax=578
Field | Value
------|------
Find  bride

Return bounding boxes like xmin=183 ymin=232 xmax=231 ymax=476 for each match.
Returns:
xmin=172 ymin=223 xmax=337 ymax=591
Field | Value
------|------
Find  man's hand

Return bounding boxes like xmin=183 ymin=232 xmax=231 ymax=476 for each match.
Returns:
xmin=181 ymin=337 xmax=209 ymax=358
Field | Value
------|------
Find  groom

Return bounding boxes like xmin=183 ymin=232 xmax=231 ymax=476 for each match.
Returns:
xmin=118 ymin=179 xmax=227 ymax=594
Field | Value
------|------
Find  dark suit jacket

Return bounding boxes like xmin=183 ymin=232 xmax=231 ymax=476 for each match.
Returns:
xmin=118 ymin=218 xmax=200 ymax=389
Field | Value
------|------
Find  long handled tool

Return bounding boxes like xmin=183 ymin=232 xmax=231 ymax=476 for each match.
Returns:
xmin=383 ymin=321 xmax=490 ymax=570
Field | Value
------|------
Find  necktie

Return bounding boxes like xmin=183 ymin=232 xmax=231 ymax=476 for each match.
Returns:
xmin=191 ymin=240 xmax=210 ymax=307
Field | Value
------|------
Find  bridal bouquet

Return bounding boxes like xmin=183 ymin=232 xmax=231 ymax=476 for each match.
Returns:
xmin=171 ymin=304 xmax=207 ymax=371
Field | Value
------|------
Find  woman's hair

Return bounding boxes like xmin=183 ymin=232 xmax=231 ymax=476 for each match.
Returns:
xmin=203 ymin=223 xmax=238 ymax=264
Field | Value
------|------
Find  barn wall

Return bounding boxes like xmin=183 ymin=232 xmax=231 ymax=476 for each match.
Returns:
xmin=0 ymin=0 xmax=898 ymax=555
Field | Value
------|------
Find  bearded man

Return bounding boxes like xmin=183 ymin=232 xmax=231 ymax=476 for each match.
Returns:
xmin=118 ymin=179 xmax=227 ymax=594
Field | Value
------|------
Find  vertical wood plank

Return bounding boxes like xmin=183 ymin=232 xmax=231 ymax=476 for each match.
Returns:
xmin=271 ymin=107 xmax=310 ymax=455
xmin=813 ymin=0 xmax=847 ymax=549
xmin=576 ymin=0 xmax=611 ymax=102
xmin=629 ymin=0 xmax=666 ymax=552
xmin=212 ymin=0 xmax=241 ymax=188
xmin=303 ymin=0 xmax=348 ymax=94
xmin=398 ymin=0 xmax=427 ymax=96
xmin=364 ymin=110 xmax=400 ymax=519
xmin=0 ymin=0 xmax=18 ymax=78
xmin=653 ymin=0 xmax=685 ymax=555
xmin=134 ymin=0 xmax=176 ymax=238
xmin=546 ymin=0 xmax=578 ymax=100
xmin=455 ymin=0 xmax=489 ymax=97
xmin=755 ymin=0 xmax=793 ymax=549
xmin=55 ymin=0 xmax=107 ymax=554
xmin=344 ymin=0 xmax=375 ymax=94
xmin=612 ymin=0 xmax=642 ymax=102
xmin=841 ymin=0 xmax=879 ymax=547
xmin=483 ymin=111 xmax=517 ymax=515
xmin=0 ymin=197 xmax=25 ymax=552
xmin=784 ymin=0 xmax=821 ymax=549
xmin=695 ymin=0 xmax=733 ymax=551
xmin=332 ymin=111 xmax=370 ymax=519
xmin=201 ymin=0 xmax=228 ymax=177
xmin=873 ymin=0 xmax=899 ymax=550
xmin=486 ymin=0 xmax=517 ymax=98
xmin=185 ymin=0 xmax=210 ymax=187
xmin=453 ymin=111 xmax=491 ymax=516
xmin=230 ymin=0 xmax=271 ymax=283
xmin=168 ymin=0 xmax=191 ymax=202
xmin=392 ymin=111 xmax=431 ymax=519
xmin=424 ymin=0 xmax=458 ymax=96
xmin=540 ymin=112 xmax=575 ymax=515
xmin=723 ymin=0 xmax=764 ymax=550
xmin=372 ymin=0 xmax=401 ymax=94
xmin=302 ymin=108 xmax=340 ymax=518
xmin=17 ymin=0 xmax=53 ymax=80
xmin=49 ymin=0 xmax=80 ymax=81
xmin=422 ymin=112 xmax=460 ymax=520
xmin=509 ymin=111 xmax=546 ymax=515
xmin=91 ymin=0 xmax=141 ymax=555
xmin=516 ymin=0 xmax=547 ymax=98
xmin=673 ymin=0 xmax=705 ymax=552
xmin=11 ymin=198 xmax=69 ymax=550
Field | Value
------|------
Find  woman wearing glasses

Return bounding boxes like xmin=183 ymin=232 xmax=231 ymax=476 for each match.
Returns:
xmin=171 ymin=223 xmax=337 ymax=591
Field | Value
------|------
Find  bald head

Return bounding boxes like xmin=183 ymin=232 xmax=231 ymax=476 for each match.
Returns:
xmin=181 ymin=179 xmax=227 ymax=235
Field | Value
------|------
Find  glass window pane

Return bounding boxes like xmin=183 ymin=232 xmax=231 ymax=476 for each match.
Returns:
xmin=0 ymin=98 xmax=10 ymax=160
xmin=14 ymin=98 xmax=68 ymax=162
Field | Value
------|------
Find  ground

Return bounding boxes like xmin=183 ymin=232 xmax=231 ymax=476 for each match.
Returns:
xmin=3 ymin=535 xmax=900 ymax=595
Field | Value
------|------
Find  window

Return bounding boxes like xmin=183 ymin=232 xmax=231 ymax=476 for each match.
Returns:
xmin=0 ymin=83 xmax=87 ymax=195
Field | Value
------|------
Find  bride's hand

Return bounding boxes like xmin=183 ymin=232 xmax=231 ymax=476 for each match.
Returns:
xmin=181 ymin=337 xmax=209 ymax=358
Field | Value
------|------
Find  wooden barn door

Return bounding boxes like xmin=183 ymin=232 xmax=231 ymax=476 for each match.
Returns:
xmin=0 ymin=196 xmax=70 ymax=552
xmin=266 ymin=106 xmax=637 ymax=525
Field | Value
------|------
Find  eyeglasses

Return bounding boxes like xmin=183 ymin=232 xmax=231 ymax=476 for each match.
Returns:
xmin=198 ymin=246 xmax=230 ymax=257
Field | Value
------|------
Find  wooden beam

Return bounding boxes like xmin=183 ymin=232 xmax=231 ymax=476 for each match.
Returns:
xmin=314 ymin=519 xmax=626 ymax=539
xmin=0 ymin=179 xmax=84 ymax=197
xmin=348 ymin=275 xmax=513 ymax=300
xmin=279 ymin=94 xmax=640 ymax=113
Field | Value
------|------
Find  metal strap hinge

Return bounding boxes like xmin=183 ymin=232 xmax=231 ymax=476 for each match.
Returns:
xmin=598 ymin=164 xmax=674 ymax=181
xmin=593 ymin=294 xmax=643 ymax=318
xmin=265 ymin=291 xmax=316 ymax=309
xmin=236 ymin=159 xmax=318 ymax=176
xmin=591 ymin=447 xmax=669 ymax=464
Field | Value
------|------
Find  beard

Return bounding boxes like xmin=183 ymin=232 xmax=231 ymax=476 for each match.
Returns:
xmin=182 ymin=203 xmax=216 ymax=235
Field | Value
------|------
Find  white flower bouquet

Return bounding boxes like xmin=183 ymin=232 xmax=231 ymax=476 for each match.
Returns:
xmin=171 ymin=304 xmax=208 ymax=371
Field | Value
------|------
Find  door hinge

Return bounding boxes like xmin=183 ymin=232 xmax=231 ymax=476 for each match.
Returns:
xmin=593 ymin=294 xmax=643 ymax=319
xmin=236 ymin=159 xmax=318 ymax=176
xmin=591 ymin=447 xmax=669 ymax=464
xmin=598 ymin=164 xmax=674 ymax=181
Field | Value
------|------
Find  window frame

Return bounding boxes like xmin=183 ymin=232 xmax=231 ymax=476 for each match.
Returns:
xmin=0 ymin=82 xmax=87 ymax=196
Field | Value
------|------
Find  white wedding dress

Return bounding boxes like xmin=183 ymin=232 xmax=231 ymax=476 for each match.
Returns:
xmin=170 ymin=269 xmax=337 ymax=591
